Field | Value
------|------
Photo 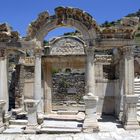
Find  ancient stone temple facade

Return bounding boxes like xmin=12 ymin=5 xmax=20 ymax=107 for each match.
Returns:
xmin=0 ymin=7 xmax=140 ymax=133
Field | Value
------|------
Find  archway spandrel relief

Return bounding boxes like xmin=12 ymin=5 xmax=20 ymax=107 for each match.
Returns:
xmin=26 ymin=7 xmax=100 ymax=44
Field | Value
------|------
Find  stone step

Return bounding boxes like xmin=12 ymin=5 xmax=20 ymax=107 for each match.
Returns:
xmin=39 ymin=127 xmax=82 ymax=133
xmin=137 ymin=103 xmax=140 ymax=107
xmin=134 ymin=79 xmax=140 ymax=82
xmin=134 ymin=87 xmax=140 ymax=90
xmin=8 ymin=125 xmax=26 ymax=129
xmin=3 ymin=128 xmax=24 ymax=134
xmin=137 ymin=107 xmax=140 ymax=111
xmin=134 ymin=83 xmax=140 ymax=85
xmin=44 ymin=112 xmax=85 ymax=121
xmin=57 ymin=110 xmax=78 ymax=115
xmin=9 ymin=120 xmax=28 ymax=125
xmin=42 ymin=120 xmax=83 ymax=129
xmin=134 ymin=86 xmax=140 ymax=88
xmin=134 ymin=91 xmax=140 ymax=93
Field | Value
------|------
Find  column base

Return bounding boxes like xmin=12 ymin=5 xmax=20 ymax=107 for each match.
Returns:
xmin=24 ymin=124 xmax=40 ymax=134
xmin=0 ymin=124 xmax=5 ymax=133
xmin=83 ymin=117 xmax=99 ymax=132
xmin=37 ymin=113 xmax=44 ymax=125
xmin=124 ymin=120 xmax=140 ymax=130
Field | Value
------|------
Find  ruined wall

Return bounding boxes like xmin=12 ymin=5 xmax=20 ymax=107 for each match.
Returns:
xmin=52 ymin=72 xmax=85 ymax=104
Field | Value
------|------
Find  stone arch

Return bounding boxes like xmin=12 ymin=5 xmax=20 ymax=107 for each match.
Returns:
xmin=26 ymin=7 xmax=100 ymax=45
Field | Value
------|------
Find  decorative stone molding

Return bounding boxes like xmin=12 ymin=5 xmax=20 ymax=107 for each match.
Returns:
xmin=100 ymin=27 xmax=137 ymax=39
xmin=54 ymin=7 xmax=99 ymax=30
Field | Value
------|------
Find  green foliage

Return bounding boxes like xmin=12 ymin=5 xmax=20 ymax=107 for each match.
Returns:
xmin=51 ymin=68 xmax=60 ymax=75
xmin=43 ymin=40 xmax=49 ymax=46
xmin=135 ymin=33 xmax=140 ymax=37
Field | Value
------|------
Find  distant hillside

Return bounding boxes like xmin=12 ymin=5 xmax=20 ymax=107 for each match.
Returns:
xmin=126 ymin=9 xmax=140 ymax=18
xmin=101 ymin=9 xmax=140 ymax=27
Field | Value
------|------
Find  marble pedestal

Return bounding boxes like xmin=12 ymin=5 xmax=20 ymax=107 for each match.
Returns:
xmin=123 ymin=95 xmax=140 ymax=130
xmin=24 ymin=99 xmax=40 ymax=134
xmin=0 ymin=100 xmax=5 ymax=133
xmin=83 ymin=94 xmax=99 ymax=132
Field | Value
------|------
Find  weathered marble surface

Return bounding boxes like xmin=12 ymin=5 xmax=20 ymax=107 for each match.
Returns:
xmin=0 ymin=130 xmax=140 ymax=140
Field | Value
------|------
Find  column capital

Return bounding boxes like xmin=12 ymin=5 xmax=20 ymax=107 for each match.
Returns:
xmin=34 ymin=47 xmax=42 ymax=56
xmin=86 ymin=47 xmax=95 ymax=56
xmin=0 ymin=48 xmax=7 ymax=59
xmin=121 ymin=46 xmax=134 ymax=57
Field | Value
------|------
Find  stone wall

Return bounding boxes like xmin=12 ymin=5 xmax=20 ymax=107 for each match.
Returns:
xmin=52 ymin=72 xmax=85 ymax=104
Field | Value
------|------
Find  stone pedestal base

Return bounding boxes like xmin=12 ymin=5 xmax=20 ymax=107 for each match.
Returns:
xmin=24 ymin=99 xmax=40 ymax=134
xmin=123 ymin=95 xmax=140 ymax=130
xmin=83 ymin=94 xmax=99 ymax=132
xmin=124 ymin=120 xmax=140 ymax=130
xmin=83 ymin=116 xmax=99 ymax=132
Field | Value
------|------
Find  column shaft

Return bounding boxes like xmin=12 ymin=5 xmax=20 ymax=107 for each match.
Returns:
xmin=85 ymin=48 xmax=95 ymax=95
xmin=44 ymin=63 xmax=52 ymax=114
xmin=34 ymin=50 xmax=43 ymax=113
xmin=0 ymin=52 xmax=9 ymax=113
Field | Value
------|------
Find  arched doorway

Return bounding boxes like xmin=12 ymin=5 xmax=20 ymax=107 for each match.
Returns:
xmin=26 ymin=7 xmax=99 ymax=114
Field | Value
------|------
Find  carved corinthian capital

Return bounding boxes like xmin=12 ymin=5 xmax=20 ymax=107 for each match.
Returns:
xmin=121 ymin=46 xmax=134 ymax=57
xmin=0 ymin=48 xmax=7 ymax=59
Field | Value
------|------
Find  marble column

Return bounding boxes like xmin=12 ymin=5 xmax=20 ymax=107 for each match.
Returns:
xmin=0 ymin=100 xmax=5 ymax=132
xmin=24 ymin=99 xmax=40 ymax=133
xmin=0 ymin=49 xmax=9 ymax=114
xmin=122 ymin=46 xmax=140 ymax=129
xmin=118 ymin=59 xmax=125 ymax=120
xmin=44 ymin=62 xmax=52 ymax=114
xmin=95 ymin=64 xmax=104 ymax=117
xmin=34 ymin=48 xmax=43 ymax=114
xmin=83 ymin=47 xmax=99 ymax=132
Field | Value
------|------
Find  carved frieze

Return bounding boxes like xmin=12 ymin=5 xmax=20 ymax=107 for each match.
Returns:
xmin=101 ymin=27 xmax=136 ymax=39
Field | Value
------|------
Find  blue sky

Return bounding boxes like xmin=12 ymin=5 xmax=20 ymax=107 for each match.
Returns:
xmin=0 ymin=0 xmax=140 ymax=40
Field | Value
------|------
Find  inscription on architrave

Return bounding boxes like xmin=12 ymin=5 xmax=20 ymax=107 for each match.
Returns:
xmin=24 ymin=57 xmax=35 ymax=65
